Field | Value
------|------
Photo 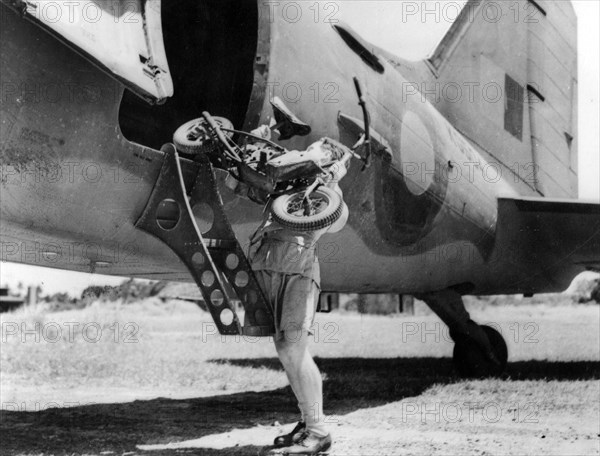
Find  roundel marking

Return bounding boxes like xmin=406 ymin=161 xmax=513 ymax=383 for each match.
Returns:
xmin=398 ymin=111 xmax=436 ymax=196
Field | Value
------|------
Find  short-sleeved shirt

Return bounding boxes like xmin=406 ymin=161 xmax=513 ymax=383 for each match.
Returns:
xmin=248 ymin=219 xmax=329 ymax=287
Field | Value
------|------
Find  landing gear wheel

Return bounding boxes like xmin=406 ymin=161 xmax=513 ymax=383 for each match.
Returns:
xmin=271 ymin=187 xmax=343 ymax=231
xmin=453 ymin=325 xmax=508 ymax=378
xmin=173 ymin=117 xmax=234 ymax=155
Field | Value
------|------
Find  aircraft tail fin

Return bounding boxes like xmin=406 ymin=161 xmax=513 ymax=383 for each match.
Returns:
xmin=428 ymin=0 xmax=578 ymax=198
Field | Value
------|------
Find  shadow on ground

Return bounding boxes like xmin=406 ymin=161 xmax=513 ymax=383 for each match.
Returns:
xmin=1 ymin=358 xmax=598 ymax=456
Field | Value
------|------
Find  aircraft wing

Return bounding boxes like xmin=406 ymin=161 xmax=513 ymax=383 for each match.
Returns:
xmin=496 ymin=197 xmax=600 ymax=280
xmin=3 ymin=0 xmax=172 ymax=103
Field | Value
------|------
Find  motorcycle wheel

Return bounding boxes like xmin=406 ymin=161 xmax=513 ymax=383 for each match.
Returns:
xmin=173 ymin=117 xmax=234 ymax=155
xmin=271 ymin=187 xmax=344 ymax=231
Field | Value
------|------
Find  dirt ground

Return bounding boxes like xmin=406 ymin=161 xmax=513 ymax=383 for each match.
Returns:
xmin=1 ymin=300 xmax=599 ymax=455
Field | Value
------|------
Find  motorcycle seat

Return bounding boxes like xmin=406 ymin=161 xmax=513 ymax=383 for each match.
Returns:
xmin=271 ymin=97 xmax=311 ymax=140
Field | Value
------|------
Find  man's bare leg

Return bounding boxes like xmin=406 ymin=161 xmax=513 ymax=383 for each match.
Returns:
xmin=275 ymin=330 xmax=328 ymax=437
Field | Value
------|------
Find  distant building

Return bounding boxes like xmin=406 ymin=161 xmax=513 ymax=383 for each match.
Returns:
xmin=0 ymin=287 xmax=24 ymax=313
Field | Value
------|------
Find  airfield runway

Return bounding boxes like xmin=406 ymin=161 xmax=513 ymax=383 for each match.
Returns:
xmin=1 ymin=298 xmax=599 ymax=455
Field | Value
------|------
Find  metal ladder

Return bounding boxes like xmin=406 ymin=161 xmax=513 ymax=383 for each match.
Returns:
xmin=135 ymin=144 xmax=274 ymax=336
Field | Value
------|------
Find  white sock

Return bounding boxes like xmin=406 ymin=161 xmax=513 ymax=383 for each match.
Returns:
xmin=306 ymin=421 xmax=329 ymax=438
xmin=298 ymin=401 xmax=329 ymax=437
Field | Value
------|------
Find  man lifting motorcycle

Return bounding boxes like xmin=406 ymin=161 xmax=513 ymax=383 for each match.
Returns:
xmin=172 ymin=79 xmax=371 ymax=455
xmin=248 ymin=136 xmax=350 ymax=455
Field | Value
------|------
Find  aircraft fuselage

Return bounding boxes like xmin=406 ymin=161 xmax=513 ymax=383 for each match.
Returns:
xmin=0 ymin=2 xmax=583 ymax=295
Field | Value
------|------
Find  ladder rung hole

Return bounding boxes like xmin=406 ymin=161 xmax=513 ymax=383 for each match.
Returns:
xmin=226 ymin=253 xmax=239 ymax=270
xmin=201 ymin=270 xmax=215 ymax=287
xmin=192 ymin=252 xmax=205 ymax=266
xmin=211 ymin=289 xmax=224 ymax=306
xmin=220 ymin=308 xmax=235 ymax=326
xmin=235 ymin=271 xmax=249 ymax=288
xmin=156 ymin=199 xmax=180 ymax=231
xmin=192 ymin=202 xmax=214 ymax=235
xmin=246 ymin=290 xmax=258 ymax=304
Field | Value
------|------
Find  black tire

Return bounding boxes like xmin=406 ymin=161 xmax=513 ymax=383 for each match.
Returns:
xmin=271 ymin=187 xmax=343 ymax=231
xmin=173 ymin=117 xmax=233 ymax=155
xmin=453 ymin=325 xmax=508 ymax=378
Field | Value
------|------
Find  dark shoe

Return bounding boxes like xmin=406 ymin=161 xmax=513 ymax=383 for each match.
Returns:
xmin=271 ymin=430 xmax=332 ymax=455
xmin=273 ymin=421 xmax=306 ymax=447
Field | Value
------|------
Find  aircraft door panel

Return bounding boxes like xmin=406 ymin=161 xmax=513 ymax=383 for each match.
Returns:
xmin=5 ymin=0 xmax=173 ymax=103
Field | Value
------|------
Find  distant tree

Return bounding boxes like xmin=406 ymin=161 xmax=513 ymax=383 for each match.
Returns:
xmin=591 ymin=280 xmax=600 ymax=304
xmin=574 ymin=277 xmax=600 ymax=304
xmin=81 ymin=285 xmax=112 ymax=300
xmin=114 ymin=279 xmax=164 ymax=303
xmin=80 ymin=280 xmax=166 ymax=305
xmin=345 ymin=294 xmax=400 ymax=315
xmin=45 ymin=291 xmax=78 ymax=311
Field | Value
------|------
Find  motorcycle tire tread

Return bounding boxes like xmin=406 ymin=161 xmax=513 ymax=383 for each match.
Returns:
xmin=270 ymin=187 xmax=344 ymax=232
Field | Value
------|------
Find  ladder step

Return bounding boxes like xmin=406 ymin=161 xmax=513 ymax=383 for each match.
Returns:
xmin=135 ymin=144 xmax=275 ymax=336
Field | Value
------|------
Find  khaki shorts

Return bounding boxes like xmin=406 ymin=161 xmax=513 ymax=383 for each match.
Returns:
xmin=253 ymin=269 xmax=319 ymax=342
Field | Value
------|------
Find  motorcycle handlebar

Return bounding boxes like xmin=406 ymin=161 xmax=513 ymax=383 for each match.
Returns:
xmin=202 ymin=111 xmax=241 ymax=162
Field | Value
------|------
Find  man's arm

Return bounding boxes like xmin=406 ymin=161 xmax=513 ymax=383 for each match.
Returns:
xmin=324 ymin=160 xmax=349 ymax=234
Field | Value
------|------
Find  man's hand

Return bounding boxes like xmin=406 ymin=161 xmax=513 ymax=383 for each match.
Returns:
xmin=326 ymin=161 xmax=348 ymax=191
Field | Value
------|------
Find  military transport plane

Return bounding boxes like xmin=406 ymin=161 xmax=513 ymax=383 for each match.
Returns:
xmin=1 ymin=0 xmax=599 ymax=376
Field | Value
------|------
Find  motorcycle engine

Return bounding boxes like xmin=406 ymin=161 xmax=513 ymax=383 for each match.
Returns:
xmin=243 ymin=143 xmax=284 ymax=172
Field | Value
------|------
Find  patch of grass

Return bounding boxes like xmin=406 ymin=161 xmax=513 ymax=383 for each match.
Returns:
xmin=1 ymin=298 xmax=599 ymax=456
xmin=1 ymin=299 xmax=598 ymax=403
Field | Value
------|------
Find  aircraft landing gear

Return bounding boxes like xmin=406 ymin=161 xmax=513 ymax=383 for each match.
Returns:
xmin=417 ymin=289 xmax=508 ymax=378
xmin=452 ymin=324 xmax=508 ymax=377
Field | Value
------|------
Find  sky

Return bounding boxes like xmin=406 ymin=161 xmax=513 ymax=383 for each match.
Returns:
xmin=1 ymin=0 xmax=599 ymax=296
